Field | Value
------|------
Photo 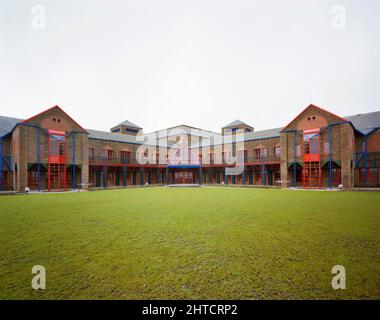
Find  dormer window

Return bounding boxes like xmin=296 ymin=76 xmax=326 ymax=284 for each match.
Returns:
xmin=110 ymin=120 xmax=142 ymax=136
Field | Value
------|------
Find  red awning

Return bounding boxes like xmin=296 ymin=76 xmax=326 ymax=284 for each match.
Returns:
xmin=303 ymin=128 xmax=320 ymax=134
xmin=48 ymin=129 xmax=65 ymax=136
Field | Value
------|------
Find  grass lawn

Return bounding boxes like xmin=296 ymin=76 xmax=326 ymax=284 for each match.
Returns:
xmin=0 ymin=187 xmax=379 ymax=299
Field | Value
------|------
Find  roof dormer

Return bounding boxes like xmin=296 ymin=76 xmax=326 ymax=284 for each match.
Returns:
xmin=222 ymin=119 xmax=254 ymax=134
xmin=110 ymin=120 xmax=142 ymax=136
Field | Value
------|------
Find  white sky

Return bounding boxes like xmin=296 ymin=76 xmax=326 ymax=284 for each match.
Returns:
xmin=0 ymin=0 xmax=379 ymax=133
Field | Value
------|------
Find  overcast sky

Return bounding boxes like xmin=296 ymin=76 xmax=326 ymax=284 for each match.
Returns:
xmin=0 ymin=0 xmax=379 ymax=133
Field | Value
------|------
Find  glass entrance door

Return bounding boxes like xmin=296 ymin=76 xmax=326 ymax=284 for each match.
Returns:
xmin=174 ymin=171 xmax=194 ymax=184
xmin=303 ymin=129 xmax=321 ymax=189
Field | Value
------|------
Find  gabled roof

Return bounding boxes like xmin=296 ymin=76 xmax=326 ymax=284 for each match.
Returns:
xmin=2 ymin=108 xmax=380 ymax=145
xmin=281 ymin=104 xmax=348 ymax=132
xmin=112 ymin=120 xmax=142 ymax=129
xmin=0 ymin=116 xmax=22 ymax=137
xmin=22 ymin=105 xmax=87 ymax=133
xmin=190 ymin=127 xmax=281 ymax=148
xmin=223 ymin=119 xmax=253 ymax=129
xmin=147 ymin=124 xmax=220 ymax=138
xmin=167 ymin=141 xmax=201 ymax=165
xmin=345 ymin=111 xmax=380 ymax=135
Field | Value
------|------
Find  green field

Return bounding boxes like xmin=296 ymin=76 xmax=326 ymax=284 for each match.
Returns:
xmin=0 ymin=187 xmax=379 ymax=299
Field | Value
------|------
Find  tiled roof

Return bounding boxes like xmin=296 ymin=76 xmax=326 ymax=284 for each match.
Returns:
xmin=189 ymin=127 xmax=282 ymax=148
xmin=87 ymin=129 xmax=173 ymax=147
xmin=112 ymin=120 xmax=142 ymax=129
xmin=345 ymin=111 xmax=380 ymax=134
xmin=223 ymin=119 xmax=253 ymax=128
xmin=244 ymin=127 xmax=281 ymax=140
xmin=150 ymin=125 xmax=220 ymax=139
xmin=87 ymin=129 xmax=140 ymax=144
xmin=0 ymin=116 xmax=22 ymax=137
xmin=1 ymin=111 xmax=380 ymax=143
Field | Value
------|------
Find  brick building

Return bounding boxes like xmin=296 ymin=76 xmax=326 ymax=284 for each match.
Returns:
xmin=0 ymin=104 xmax=379 ymax=192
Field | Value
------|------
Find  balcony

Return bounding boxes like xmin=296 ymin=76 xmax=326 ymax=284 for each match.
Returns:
xmin=242 ymin=154 xmax=280 ymax=163
xmin=89 ymin=155 xmax=162 ymax=166
xmin=354 ymin=151 xmax=380 ymax=168
xmin=201 ymin=153 xmax=281 ymax=165
xmin=88 ymin=152 xmax=282 ymax=166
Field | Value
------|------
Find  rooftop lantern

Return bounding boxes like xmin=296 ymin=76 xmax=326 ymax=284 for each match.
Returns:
xmin=110 ymin=120 xmax=142 ymax=136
